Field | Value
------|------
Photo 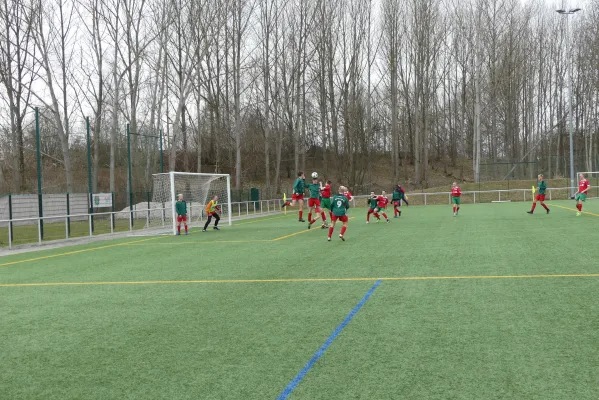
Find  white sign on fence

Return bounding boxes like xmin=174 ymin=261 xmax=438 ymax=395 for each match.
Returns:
xmin=92 ymin=193 xmax=113 ymax=208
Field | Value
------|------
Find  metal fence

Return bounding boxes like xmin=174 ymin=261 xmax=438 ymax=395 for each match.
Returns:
xmin=0 ymin=187 xmax=586 ymax=250
xmin=0 ymin=198 xmax=284 ymax=250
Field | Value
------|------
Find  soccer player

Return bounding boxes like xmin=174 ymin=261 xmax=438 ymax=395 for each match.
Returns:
xmin=320 ymin=180 xmax=333 ymax=221
xmin=451 ymin=182 xmax=461 ymax=216
xmin=366 ymin=192 xmax=379 ymax=223
xmin=343 ymin=187 xmax=354 ymax=202
xmin=392 ymin=185 xmax=406 ymax=217
xmin=203 ymin=195 xmax=221 ymax=232
xmin=175 ymin=193 xmax=189 ymax=235
xmin=328 ymin=186 xmax=350 ymax=241
xmin=527 ymin=174 xmax=550 ymax=214
xmin=375 ymin=191 xmax=391 ymax=223
xmin=282 ymin=171 xmax=306 ymax=222
xmin=307 ymin=176 xmax=328 ymax=229
xmin=574 ymin=173 xmax=590 ymax=216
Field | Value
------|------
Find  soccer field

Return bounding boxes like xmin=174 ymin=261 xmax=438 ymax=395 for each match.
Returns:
xmin=1 ymin=200 xmax=598 ymax=400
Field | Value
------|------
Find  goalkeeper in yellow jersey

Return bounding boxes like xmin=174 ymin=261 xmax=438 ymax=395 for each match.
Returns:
xmin=203 ymin=195 xmax=221 ymax=232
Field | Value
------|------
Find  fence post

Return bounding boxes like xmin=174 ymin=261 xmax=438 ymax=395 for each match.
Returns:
xmin=86 ymin=116 xmax=94 ymax=233
xmin=66 ymin=193 xmax=71 ymax=237
xmin=89 ymin=214 xmax=93 ymax=237
xmin=474 ymin=192 xmax=476 ymax=204
xmin=499 ymin=191 xmax=501 ymax=202
xmin=448 ymin=193 xmax=451 ymax=205
xmin=8 ymin=194 xmax=13 ymax=243
xmin=35 ymin=107 xmax=43 ymax=240
xmin=65 ymin=216 xmax=68 ymax=240
xmin=424 ymin=193 xmax=427 ymax=206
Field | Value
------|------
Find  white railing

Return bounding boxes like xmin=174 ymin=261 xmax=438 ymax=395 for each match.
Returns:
xmin=1 ymin=198 xmax=285 ymax=250
xmin=354 ymin=186 xmax=579 ymax=206
xmin=1 ymin=188 xmax=585 ymax=250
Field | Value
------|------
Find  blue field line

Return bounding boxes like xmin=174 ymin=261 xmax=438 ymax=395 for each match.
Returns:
xmin=276 ymin=280 xmax=382 ymax=400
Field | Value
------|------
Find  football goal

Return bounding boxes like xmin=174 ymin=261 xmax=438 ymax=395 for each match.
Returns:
xmin=136 ymin=172 xmax=232 ymax=235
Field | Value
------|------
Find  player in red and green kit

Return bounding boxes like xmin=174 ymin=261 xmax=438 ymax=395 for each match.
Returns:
xmin=307 ymin=176 xmax=328 ymax=229
xmin=392 ymin=185 xmax=406 ymax=218
xmin=574 ymin=173 xmax=590 ymax=216
xmin=374 ymin=191 xmax=390 ymax=223
xmin=527 ymin=174 xmax=549 ymax=214
xmin=328 ymin=187 xmax=350 ymax=241
xmin=320 ymin=180 xmax=333 ymax=221
xmin=366 ymin=192 xmax=379 ymax=223
xmin=175 ymin=193 xmax=188 ymax=235
xmin=451 ymin=182 xmax=461 ymax=216
xmin=282 ymin=171 xmax=306 ymax=222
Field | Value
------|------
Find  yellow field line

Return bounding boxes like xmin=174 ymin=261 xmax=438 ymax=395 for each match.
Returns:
xmin=0 ymin=237 xmax=161 ymax=267
xmin=234 ymin=214 xmax=288 ymax=225
xmin=271 ymin=217 xmax=355 ymax=241
xmin=2 ymin=273 xmax=598 ymax=288
xmin=125 ymin=240 xmax=272 ymax=245
xmin=547 ymin=203 xmax=599 ymax=217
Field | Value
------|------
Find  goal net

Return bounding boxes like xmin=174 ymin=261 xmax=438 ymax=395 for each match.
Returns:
xmin=135 ymin=172 xmax=231 ymax=235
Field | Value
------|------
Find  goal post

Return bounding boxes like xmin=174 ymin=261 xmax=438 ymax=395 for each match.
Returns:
xmin=144 ymin=171 xmax=232 ymax=235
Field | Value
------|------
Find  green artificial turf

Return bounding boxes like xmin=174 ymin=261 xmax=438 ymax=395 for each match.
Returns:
xmin=1 ymin=200 xmax=598 ymax=399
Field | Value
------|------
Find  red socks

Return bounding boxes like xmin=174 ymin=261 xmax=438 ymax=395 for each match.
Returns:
xmin=382 ymin=213 xmax=388 ymax=220
xmin=329 ymin=212 xmax=333 ymax=220
xmin=340 ymin=226 xmax=347 ymax=236
xmin=185 ymin=225 xmax=188 ymax=233
xmin=328 ymin=226 xmax=334 ymax=237
xmin=320 ymin=212 xmax=327 ymax=222
xmin=177 ymin=226 xmax=181 ymax=233
xmin=299 ymin=210 xmax=303 ymax=220
xmin=394 ymin=207 xmax=399 ymax=216
xmin=531 ymin=203 xmax=537 ymax=211
xmin=577 ymin=203 xmax=582 ymax=211
xmin=541 ymin=203 xmax=549 ymax=211
xmin=374 ymin=212 xmax=380 ymax=219
xmin=308 ymin=212 xmax=312 ymax=222
xmin=453 ymin=206 xmax=456 ymax=213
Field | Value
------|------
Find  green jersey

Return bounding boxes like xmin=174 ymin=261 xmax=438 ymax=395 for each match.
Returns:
xmin=368 ymin=198 xmax=378 ymax=209
xmin=392 ymin=189 xmax=405 ymax=200
xmin=293 ymin=178 xmax=306 ymax=195
xmin=306 ymin=183 xmax=321 ymax=198
xmin=331 ymin=194 xmax=350 ymax=217
xmin=175 ymin=200 xmax=187 ymax=216
xmin=537 ymin=181 xmax=547 ymax=195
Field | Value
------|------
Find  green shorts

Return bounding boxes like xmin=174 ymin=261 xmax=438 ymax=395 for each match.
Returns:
xmin=321 ymin=198 xmax=331 ymax=210
xmin=452 ymin=196 xmax=461 ymax=205
xmin=575 ymin=193 xmax=587 ymax=202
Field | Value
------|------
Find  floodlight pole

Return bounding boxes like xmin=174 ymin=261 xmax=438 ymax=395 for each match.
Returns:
xmin=556 ymin=7 xmax=581 ymax=197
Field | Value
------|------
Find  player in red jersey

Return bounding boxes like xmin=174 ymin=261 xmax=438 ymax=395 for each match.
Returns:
xmin=451 ymin=182 xmax=461 ymax=216
xmin=343 ymin=187 xmax=354 ymax=202
xmin=320 ymin=180 xmax=333 ymax=221
xmin=574 ymin=173 xmax=590 ymax=216
xmin=374 ymin=191 xmax=390 ymax=223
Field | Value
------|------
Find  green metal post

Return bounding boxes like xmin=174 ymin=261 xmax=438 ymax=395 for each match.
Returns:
xmin=86 ymin=117 xmax=94 ymax=232
xmin=159 ymin=128 xmax=164 ymax=173
xmin=127 ymin=124 xmax=133 ymax=227
xmin=35 ymin=107 xmax=43 ymax=239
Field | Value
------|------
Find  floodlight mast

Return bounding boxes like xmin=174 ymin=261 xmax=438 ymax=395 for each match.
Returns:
xmin=555 ymin=6 xmax=581 ymax=198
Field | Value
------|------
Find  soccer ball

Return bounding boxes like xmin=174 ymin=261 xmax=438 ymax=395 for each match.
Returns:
xmin=311 ymin=172 xmax=318 ymax=179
